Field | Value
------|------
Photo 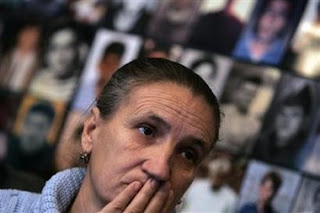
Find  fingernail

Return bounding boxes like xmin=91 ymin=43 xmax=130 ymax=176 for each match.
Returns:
xmin=133 ymin=181 xmax=142 ymax=191
xmin=151 ymin=178 xmax=159 ymax=188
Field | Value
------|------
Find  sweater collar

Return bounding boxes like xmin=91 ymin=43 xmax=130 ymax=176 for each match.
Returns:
xmin=39 ymin=167 xmax=86 ymax=213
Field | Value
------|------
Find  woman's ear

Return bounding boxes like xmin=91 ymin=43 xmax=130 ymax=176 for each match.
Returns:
xmin=81 ymin=107 xmax=100 ymax=154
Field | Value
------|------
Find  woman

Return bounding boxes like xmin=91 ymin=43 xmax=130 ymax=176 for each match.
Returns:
xmin=0 ymin=58 xmax=221 ymax=213
xmin=239 ymin=171 xmax=282 ymax=213
xmin=233 ymin=0 xmax=293 ymax=65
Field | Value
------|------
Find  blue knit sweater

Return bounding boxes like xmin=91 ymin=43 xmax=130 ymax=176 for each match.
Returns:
xmin=0 ymin=167 xmax=86 ymax=213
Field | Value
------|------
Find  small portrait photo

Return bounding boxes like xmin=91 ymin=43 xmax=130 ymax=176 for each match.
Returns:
xmin=232 ymin=0 xmax=307 ymax=65
xmin=253 ymin=74 xmax=320 ymax=169
xmin=237 ymin=160 xmax=301 ymax=213
xmin=187 ymin=0 xmax=256 ymax=55
xmin=5 ymin=94 xmax=66 ymax=177
xmin=178 ymin=48 xmax=233 ymax=98
xmin=147 ymin=0 xmax=203 ymax=44
xmin=292 ymin=176 xmax=320 ymax=213
xmin=102 ymin=0 xmax=158 ymax=35
xmin=0 ymin=19 xmax=42 ymax=92
xmin=29 ymin=19 xmax=88 ymax=102
xmin=284 ymin=0 xmax=320 ymax=79
xmin=217 ymin=61 xmax=281 ymax=154
xmin=72 ymin=29 xmax=142 ymax=113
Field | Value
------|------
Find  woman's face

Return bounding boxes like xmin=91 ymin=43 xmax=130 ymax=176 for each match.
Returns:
xmin=275 ymin=105 xmax=304 ymax=147
xmin=259 ymin=179 xmax=275 ymax=204
xmin=82 ymin=82 xmax=216 ymax=210
xmin=46 ymin=28 xmax=77 ymax=77
xmin=257 ymin=0 xmax=290 ymax=42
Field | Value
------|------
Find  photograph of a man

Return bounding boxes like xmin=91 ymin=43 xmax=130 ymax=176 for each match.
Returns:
xmin=6 ymin=99 xmax=56 ymax=178
xmin=253 ymin=75 xmax=320 ymax=169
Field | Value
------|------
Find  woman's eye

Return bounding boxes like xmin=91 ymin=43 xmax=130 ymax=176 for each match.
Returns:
xmin=138 ymin=126 xmax=154 ymax=136
xmin=181 ymin=150 xmax=197 ymax=163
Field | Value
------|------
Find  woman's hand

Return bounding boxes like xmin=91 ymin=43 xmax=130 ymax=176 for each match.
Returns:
xmin=98 ymin=179 xmax=174 ymax=213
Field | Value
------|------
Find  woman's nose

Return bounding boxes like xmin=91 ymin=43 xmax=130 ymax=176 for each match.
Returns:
xmin=141 ymin=148 xmax=172 ymax=182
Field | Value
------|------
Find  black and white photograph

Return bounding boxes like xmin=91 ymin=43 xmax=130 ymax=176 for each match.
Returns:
xmin=178 ymin=48 xmax=233 ymax=98
xmin=217 ymin=61 xmax=281 ymax=154
xmin=29 ymin=19 xmax=88 ymax=102
xmin=253 ymin=74 xmax=320 ymax=169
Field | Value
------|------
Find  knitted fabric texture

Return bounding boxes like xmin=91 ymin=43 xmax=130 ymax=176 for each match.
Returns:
xmin=0 ymin=167 xmax=86 ymax=213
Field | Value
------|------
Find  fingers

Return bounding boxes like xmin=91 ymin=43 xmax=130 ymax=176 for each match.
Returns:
xmin=159 ymin=189 xmax=175 ymax=213
xmin=124 ymin=178 xmax=160 ymax=212
xmin=99 ymin=179 xmax=174 ymax=213
xmin=144 ymin=182 xmax=172 ymax=213
xmin=98 ymin=181 xmax=142 ymax=213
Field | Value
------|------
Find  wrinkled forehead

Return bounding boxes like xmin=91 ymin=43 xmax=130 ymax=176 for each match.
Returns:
xmin=122 ymin=82 xmax=217 ymax=143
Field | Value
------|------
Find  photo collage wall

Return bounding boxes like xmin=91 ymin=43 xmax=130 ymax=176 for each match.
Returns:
xmin=0 ymin=0 xmax=319 ymax=212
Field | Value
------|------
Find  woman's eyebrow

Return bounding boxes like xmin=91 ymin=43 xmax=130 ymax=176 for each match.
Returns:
xmin=147 ymin=114 xmax=172 ymax=132
xmin=131 ymin=113 xmax=171 ymax=131
xmin=188 ymin=138 xmax=210 ymax=154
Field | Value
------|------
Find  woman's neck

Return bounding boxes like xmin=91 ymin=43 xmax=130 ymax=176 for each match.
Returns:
xmin=69 ymin=174 xmax=102 ymax=213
